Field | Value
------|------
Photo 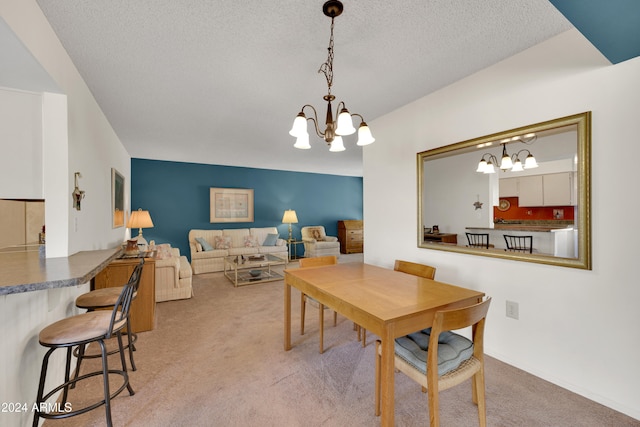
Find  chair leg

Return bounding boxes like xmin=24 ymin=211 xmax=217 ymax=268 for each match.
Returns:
xmin=61 ymin=347 xmax=73 ymax=404
xmin=374 ymin=340 xmax=381 ymax=416
xmin=98 ymin=339 xmax=113 ymax=427
xmin=474 ymin=369 xmax=487 ymax=427
xmin=70 ymin=343 xmax=86 ymax=389
xmin=116 ymin=332 xmax=135 ymax=396
xmin=361 ymin=328 xmax=367 ymax=347
xmin=33 ymin=347 xmax=55 ymax=427
xmin=300 ymin=294 xmax=306 ymax=335
xmin=318 ymin=303 xmax=324 ymax=354
xmin=125 ymin=319 xmax=136 ymax=371
xmin=333 ymin=311 xmax=337 ymax=327
xmin=427 ymin=377 xmax=440 ymax=427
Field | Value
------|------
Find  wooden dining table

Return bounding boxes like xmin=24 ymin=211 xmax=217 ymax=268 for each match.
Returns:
xmin=284 ymin=262 xmax=484 ymax=426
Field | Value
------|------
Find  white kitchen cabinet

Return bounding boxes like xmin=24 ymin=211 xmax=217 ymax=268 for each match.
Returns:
xmin=515 ymin=172 xmax=574 ymax=207
xmin=518 ymin=175 xmax=544 ymax=206
xmin=543 ymin=172 xmax=573 ymax=206
xmin=499 ymin=177 xmax=518 ymax=197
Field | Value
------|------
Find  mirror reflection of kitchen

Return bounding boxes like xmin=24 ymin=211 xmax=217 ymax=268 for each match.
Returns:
xmin=0 ymin=199 xmax=45 ymax=252
xmin=422 ymin=118 xmax=581 ymax=260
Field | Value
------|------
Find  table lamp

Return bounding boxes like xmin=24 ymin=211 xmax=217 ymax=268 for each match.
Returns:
xmin=127 ymin=208 xmax=154 ymax=251
xmin=282 ymin=209 xmax=298 ymax=241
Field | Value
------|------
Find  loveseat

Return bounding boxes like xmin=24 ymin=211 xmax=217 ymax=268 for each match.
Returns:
xmin=188 ymin=227 xmax=288 ymax=274
xmin=154 ymin=246 xmax=193 ymax=302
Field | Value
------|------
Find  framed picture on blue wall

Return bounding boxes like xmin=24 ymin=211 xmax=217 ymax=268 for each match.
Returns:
xmin=112 ymin=168 xmax=125 ymax=228
xmin=210 ymin=187 xmax=254 ymax=223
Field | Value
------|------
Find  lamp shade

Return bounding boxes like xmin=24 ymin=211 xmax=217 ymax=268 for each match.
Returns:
xmin=329 ymin=136 xmax=345 ymax=152
xmin=335 ymin=108 xmax=356 ymax=135
xmin=282 ymin=209 xmax=298 ymax=224
xmin=127 ymin=208 xmax=154 ymax=229
xmin=356 ymin=122 xmax=375 ymax=146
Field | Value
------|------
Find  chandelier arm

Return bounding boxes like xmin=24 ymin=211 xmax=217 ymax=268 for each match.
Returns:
xmin=300 ymin=104 xmax=325 ymax=138
xmin=350 ymin=113 xmax=365 ymax=124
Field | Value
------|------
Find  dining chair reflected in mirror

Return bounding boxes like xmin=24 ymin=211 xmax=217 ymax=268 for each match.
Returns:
xmin=375 ymin=297 xmax=492 ymax=427
xmin=299 ymin=255 xmax=338 ymax=354
xmin=503 ymin=235 xmax=533 ymax=253
xmin=466 ymin=233 xmax=490 ymax=249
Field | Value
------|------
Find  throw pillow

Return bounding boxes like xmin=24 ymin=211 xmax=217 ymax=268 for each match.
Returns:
xmin=214 ymin=235 xmax=232 ymax=250
xmin=243 ymin=235 xmax=258 ymax=247
xmin=196 ymin=237 xmax=214 ymax=252
xmin=154 ymin=243 xmax=172 ymax=259
xmin=311 ymin=229 xmax=325 ymax=241
xmin=262 ymin=233 xmax=279 ymax=246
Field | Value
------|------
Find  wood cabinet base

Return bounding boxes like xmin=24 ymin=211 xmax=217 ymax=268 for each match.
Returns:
xmin=93 ymin=257 xmax=156 ymax=333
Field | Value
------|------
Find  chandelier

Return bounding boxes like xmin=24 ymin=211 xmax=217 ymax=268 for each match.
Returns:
xmin=476 ymin=134 xmax=539 ymax=174
xmin=288 ymin=0 xmax=375 ymax=152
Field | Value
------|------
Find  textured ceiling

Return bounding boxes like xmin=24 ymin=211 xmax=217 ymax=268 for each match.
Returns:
xmin=33 ymin=0 xmax=573 ymax=176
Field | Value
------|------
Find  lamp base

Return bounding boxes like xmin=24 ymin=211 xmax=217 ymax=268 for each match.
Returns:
xmin=135 ymin=235 xmax=148 ymax=252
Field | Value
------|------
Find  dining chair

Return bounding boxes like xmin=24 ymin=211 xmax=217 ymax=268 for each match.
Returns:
xmin=394 ymin=260 xmax=436 ymax=280
xmin=353 ymin=260 xmax=438 ymax=347
xmin=299 ymin=255 xmax=338 ymax=354
xmin=375 ymin=297 xmax=492 ymax=427
xmin=503 ymin=235 xmax=533 ymax=253
xmin=466 ymin=232 xmax=490 ymax=249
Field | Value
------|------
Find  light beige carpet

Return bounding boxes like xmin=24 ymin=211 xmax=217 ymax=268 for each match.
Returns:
xmin=43 ymin=256 xmax=638 ymax=426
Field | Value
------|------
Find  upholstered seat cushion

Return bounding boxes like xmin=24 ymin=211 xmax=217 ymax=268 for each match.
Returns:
xmin=39 ymin=311 xmax=126 ymax=346
xmin=394 ymin=329 xmax=473 ymax=376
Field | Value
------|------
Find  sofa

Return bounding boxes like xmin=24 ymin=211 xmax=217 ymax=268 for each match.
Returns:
xmin=188 ymin=227 xmax=288 ymax=274
xmin=154 ymin=246 xmax=193 ymax=302
xmin=301 ymin=226 xmax=340 ymax=258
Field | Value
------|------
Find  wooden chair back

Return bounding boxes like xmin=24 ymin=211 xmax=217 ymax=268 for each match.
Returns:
xmin=393 ymin=260 xmax=436 ymax=280
xmin=299 ymin=255 xmax=337 ymax=268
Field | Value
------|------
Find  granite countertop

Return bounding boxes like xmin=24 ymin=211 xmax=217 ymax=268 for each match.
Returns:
xmin=0 ymin=248 xmax=121 ymax=295
xmin=466 ymin=225 xmax=573 ymax=232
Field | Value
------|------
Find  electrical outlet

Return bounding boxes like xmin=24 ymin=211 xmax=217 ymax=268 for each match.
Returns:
xmin=506 ymin=300 xmax=519 ymax=320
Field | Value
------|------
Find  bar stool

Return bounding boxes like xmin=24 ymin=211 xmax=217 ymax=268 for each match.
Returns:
xmin=32 ymin=264 xmax=139 ymax=427
xmin=72 ymin=259 xmax=144 ymax=386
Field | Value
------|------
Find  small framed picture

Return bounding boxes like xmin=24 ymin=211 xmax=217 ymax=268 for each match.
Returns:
xmin=432 ymin=225 xmax=440 ymax=234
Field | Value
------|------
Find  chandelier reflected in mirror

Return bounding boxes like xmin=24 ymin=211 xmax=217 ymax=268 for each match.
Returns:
xmin=476 ymin=133 xmax=538 ymax=174
xmin=289 ymin=0 xmax=375 ymax=152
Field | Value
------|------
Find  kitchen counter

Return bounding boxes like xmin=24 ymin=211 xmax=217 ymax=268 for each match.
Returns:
xmin=465 ymin=226 xmax=576 ymax=256
xmin=467 ymin=225 xmax=573 ymax=232
xmin=0 ymin=247 xmax=121 ymax=295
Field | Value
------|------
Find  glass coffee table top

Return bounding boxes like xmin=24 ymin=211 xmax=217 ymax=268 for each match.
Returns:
xmin=223 ymin=254 xmax=286 ymax=287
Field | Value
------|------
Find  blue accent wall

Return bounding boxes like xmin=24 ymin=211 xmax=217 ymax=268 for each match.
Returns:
xmin=131 ymin=159 xmax=362 ymax=260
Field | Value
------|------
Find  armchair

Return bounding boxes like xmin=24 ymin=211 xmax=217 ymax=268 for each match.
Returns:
xmin=301 ymin=226 xmax=340 ymax=258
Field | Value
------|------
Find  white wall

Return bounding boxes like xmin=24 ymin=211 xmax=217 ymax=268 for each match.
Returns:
xmin=0 ymin=3 xmax=131 ymax=426
xmin=364 ymin=29 xmax=640 ymax=420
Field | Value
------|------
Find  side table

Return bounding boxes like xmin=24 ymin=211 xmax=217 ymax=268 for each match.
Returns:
xmin=287 ymin=239 xmax=304 ymax=261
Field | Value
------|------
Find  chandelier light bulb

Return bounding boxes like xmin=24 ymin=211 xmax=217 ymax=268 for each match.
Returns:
xmin=289 ymin=113 xmax=308 ymax=137
xmin=524 ymin=154 xmax=538 ymax=169
xmin=329 ymin=136 xmax=346 ymax=152
xmin=293 ymin=132 xmax=311 ymax=149
xmin=356 ymin=122 xmax=375 ymax=146
xmin=511 ymin=159 xmax=524 ymax=172
xmin=335 ymin=108 xmax=356 ymax=135
xmin=476 ymin=159 xmax=487 ymax=173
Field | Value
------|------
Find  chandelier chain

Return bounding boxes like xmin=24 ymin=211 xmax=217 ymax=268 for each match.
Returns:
xmin=318 ymin=17 xmax=335 ymax=95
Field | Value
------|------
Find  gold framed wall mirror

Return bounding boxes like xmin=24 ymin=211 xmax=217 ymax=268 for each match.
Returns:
xmin=417 ymin=112 xmax=591 ymax=269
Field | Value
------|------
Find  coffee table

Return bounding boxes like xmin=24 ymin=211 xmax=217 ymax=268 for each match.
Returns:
xmin=224 ymin=254 xmax=286 ymax=287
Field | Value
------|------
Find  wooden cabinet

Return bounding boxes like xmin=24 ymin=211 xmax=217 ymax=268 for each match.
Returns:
xmin=338 ymin=220 xmax=363 ymax=254
xmin=518 ymin=175 xmax=544 ymax=206
xmin=93 ymin=257 xmax=156 ymax=333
